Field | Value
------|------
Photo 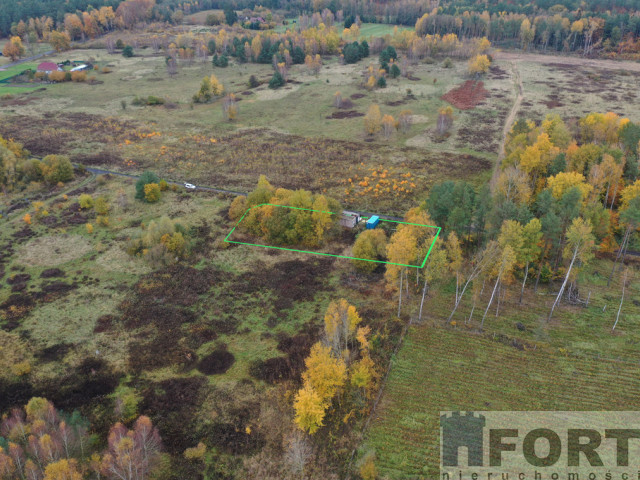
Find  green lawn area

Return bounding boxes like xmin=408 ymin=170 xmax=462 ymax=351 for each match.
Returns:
xmin=276 ymin=21 xmax=413 ymax=36
xmin=0 ymin=63 xmax=37 ymax=81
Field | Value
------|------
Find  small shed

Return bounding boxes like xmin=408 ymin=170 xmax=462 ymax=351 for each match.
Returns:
xmin=340 ymin=211 xmax=360 ymax=228
xmin=366 ymin=216 xmax=380 ymax=229
xmin=37 ymin=62 xmax=61 ymax=74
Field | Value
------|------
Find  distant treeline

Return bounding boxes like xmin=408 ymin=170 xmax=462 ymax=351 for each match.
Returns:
xmin=0 ymin=0 xmax=190 ymax=37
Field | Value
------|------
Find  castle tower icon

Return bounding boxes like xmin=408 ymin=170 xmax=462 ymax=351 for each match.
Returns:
xmin=441 ymin=411 xmax=486 ymax=466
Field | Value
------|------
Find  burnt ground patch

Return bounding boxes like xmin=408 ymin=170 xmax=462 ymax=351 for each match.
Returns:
xmin=197 ymin=347 xmax=235 ymax=375
xmin=326 ymin=110 xmax=364 ymax=119
xmin=1 ymin=293 xmax=36 ymax=328
xmin=40 ymin=268 xmax=65 ymax=278
xmin=134 ymin=265 xmax=218 ymax=307
xmin=140 ymin=377 xmax=206 ymax=454
xmin=35 ymin=342 xmax=73 ymax=362
xmin=94 ymin=314 xmax=116 ymax=333
xmin=127 ymin=319 xmax=199 ymax=373
xmin=7 ymin=273 xmax=31 ymax=285
xmin=249 ymin=332 xmax=315 ymax=383
xmin=38 ymin=357 xmax=120 ymax=411
xmin=200 ymin=382 xmax=265 ymax=455
xmin=0 ymin=379 xmax=34 ymax=412
xmin=238 ymin=258 xmax=334 ymax=311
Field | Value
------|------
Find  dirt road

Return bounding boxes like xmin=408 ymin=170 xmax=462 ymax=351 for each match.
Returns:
xmin=493 ymin=61 xmax=523 ymax=186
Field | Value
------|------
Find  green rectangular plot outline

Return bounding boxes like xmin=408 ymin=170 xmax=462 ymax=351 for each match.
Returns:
xmin=224 ymin=203 xmax=441 ymax=268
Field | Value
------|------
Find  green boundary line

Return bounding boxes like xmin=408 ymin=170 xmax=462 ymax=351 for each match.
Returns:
xmin=224 ymin=203 xmax=441 ymax=268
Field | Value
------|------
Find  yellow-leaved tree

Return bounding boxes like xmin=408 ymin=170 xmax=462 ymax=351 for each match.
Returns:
xmin=294 ymin=342 xmax=347 ymax=434
xmin=468 ymin=54 xmax=490 ymax=76
xmin=364 ymin=104 xmax=382 ymax=136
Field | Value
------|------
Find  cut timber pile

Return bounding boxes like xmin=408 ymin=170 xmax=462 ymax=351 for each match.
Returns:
xmin=441 ymin=80 xmax=488 ymax=110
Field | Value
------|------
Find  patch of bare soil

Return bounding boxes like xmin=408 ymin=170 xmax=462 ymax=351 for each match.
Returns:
xmin=327 ymin=110 xmax=364 ymax=119
xmin=442 ymin=80 xmax=489 ymax=110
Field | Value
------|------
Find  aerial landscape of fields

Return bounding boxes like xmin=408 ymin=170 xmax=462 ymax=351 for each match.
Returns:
xmin=1 ymin=0 xmax=640 ymax=479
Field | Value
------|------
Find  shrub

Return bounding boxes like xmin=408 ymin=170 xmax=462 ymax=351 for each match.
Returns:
xmin=212 ymin=54 xmax=229 ymax=67
xmin=79 ymin=194 xmax=94 ymax=209
xmin=42 ymin=154 xmax=74 ymax=184
xmin=101 ymin=66 xmax=112 ymax=73
xmin=269 ymin=71 xmax=285 ymax=89
xmin=48 ymin=71 xmax=66 ymax=82
xmin=11 ymin=361 xmax=31 ymax=376
xmin=158 ymin=179 xmax=169 ymax=191
xmin=96 ymin=215 xmax=109 ymax=226
xmin=71 ymin=71 xmax=87 ymax=82
xmin=389 ymin=63 xmax=400 ymax=78
xmin=379 ymin=46 xmax=397 ymax=63
xmin=144 ymin=183 xmax=161 ymax=203
xmin=248 ymin=75 xmax=260 ymax=88
xmin=146 ymin=95 xmax=165 ymax=105
xmin=443 ymin=57 xmax=453 ymax=68
xmin=377 ymin=76 xmax=387 ymax=88
xmin=135 ymin=171 xmax=160 ymax=200
xmin=86 ymin=223 xmax=94 ymax=233
xmin=115 ymin=39 xmax=124 ymax=49
xmin=132 ymin=96 xmax=165 ymax=106
xmin=352 ymin=229 xmax=387 ymax=272
xmin=122 ymin=45 xmax=134 ymax=57
xmin=94 ymin=196 xmax=110 ymax=215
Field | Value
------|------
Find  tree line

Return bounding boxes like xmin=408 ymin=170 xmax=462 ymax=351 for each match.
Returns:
xmin=344 ymin=111 xmax=640 ymax=328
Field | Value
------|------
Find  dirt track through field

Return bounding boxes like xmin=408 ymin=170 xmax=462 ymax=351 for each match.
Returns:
xmin=493 ymin=61 xmax=523 ymax=187
xmin=496 ymin=50 xmax=640 ymax=73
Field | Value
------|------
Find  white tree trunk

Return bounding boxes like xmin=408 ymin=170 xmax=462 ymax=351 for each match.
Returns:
xmin=519 ymin=262 xmax=529 ymax=304
xmin=613 ymin=272 xmax=627 ymax=331
xmin=481 ymin=275 xmax=501 ymax=328
xmin=397 ymin=270 xmax=403 ymax=317
xmin=419 ymin=277 xmax=428 ymax=321
xmin=548 ymin=244 xmax=578 ymax=321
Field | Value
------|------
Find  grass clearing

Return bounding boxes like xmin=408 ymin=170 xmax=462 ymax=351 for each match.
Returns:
xmin=16 ymin=234 xmax=93 ymax=266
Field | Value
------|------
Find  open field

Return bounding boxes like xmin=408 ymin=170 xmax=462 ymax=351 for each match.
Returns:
xmin=3 ymin=48 xmax=640 ymax=210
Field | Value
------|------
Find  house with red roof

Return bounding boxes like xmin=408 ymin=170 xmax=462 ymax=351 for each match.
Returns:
xmin=37 ymin=62 xmax=62 ymax=74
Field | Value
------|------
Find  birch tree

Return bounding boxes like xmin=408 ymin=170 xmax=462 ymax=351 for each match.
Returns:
xmin=480 ymin=242 xmax=517 ymax=328
xmin=612 ymin=268 xmax=631 ymax=332
xmin=386 ymin=227 xmax=418 ymax=317
xmin=417 ymin=238 xmax=447 ymax=321
xmin=548 ymin=217 xmax=595 ymax=321
xmin=608 ymin=196 xmax=640 ymax=286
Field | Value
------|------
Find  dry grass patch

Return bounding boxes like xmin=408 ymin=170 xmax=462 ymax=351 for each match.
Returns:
xmin=95 ymin=245 xmax=152 ymax=275
xmin=0 ymin=331 xmax=33 ymax=379
xmin=17 ymin=234 xmax=93 ymax=267
xmin=19 ymin=285 xmax=125 ymax=348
